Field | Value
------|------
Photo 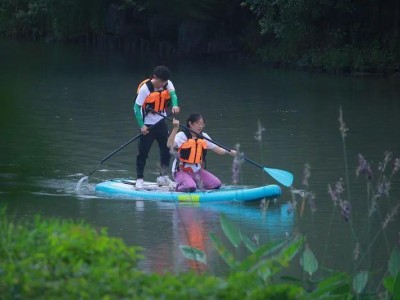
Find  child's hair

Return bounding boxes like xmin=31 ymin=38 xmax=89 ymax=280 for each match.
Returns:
xmin=186 ymin=113 xmax=204 ymax=127
xmin=152 ymin=65 xmax=170 ymax=81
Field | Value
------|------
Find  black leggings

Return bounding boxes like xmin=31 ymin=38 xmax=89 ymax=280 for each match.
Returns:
xmin=136 ymin=120 xmax=170 ymax=179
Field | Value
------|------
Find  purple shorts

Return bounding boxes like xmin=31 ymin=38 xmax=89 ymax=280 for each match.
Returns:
xmin=174 ymin=169 xmax=221 ymax=192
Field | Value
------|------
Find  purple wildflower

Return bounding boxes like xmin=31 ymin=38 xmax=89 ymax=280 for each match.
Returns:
xmin=328 ymin=178 xmax=350 ymax=221
xmin=254 ymin=120 xmax=266 ymax=142
xmin=382 ymin=203 xmax=400 ymax=229
xmin=393 ymin=158 xmax=400 ymax=175
xmin=302 ymin=163 xmax=311 ymax=187
xmin=232 ymin=144 xmax=243 ymax=185
xmin=328 ymin=178 xmax=345 ymax=205
xmin=307 ymin=192 xmax=317 ymax=213
xmin=356 ymin=154 xmax=372 ymax=180
xmin=290 ymin=188 xmax=316 ymax=214
xmin=378 ymin=151 xmax=392 ymax=172
xmin=340 ymin=200 xmax=351 ymax=222
xmin=338 ymin=107 xmax=349 ymax=138
xmin=376 ymin=177 xmax=391 ymax=198
xmin=328 ymin=184 xmax=337 ymax=205
xmin=291 ymin=188 xmax=306 ymax=198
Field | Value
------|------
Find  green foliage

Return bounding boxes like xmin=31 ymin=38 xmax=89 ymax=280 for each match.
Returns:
xmin=207 ymin=214 xmax=356 ymax=299
xmin=309 ymin=272 xmax=351 ymax=298
xmin=243 ymin=0 xmax=400 ymax=73
xmin=395 ymin=274 xmax=400 ymax=300
xmin=236 ymin=239 xmax=288 ymax=272
xmin=0 ymin=0 xmax=107 ymax=39
xmin=179 ymin=245 xmax=207 ymax=264
xmin=1 ymin=208 xmax=399 ymax=298
xmin=209 ymin=232 xmax=237 ymax=268
xmin=240 ymin=230 xmax=258 ymax=253
xmin=203 ymin=213 xmax=399 ymax=298
xmin=209 ymin=213 xmax=304 ymax=282
xmin=1 ymin=0 xmax=399 ymax=71
xmin=144 ymin=0 xmax=221 ymax=21
xmin=300 ymin=245 xmax=318 ymax=277
xmin=352 ymin=271 xmax=368 ymax=294
xmin=389 ymin=246 xmax=400 ymax=277
xmin=384 ymin=246 xmax=400 ymax=298
xmin=0 ymin=209 xmax=143 ymax=298
xmin=220 ymin=212 xmax=241 ymax=248
xmin=0 ymin=209 xmax=306 ymax=299
xmin=0 ymin=0 xmax=229 ymax=39
xmin=384 ymin=273 xmax=400 ymax=300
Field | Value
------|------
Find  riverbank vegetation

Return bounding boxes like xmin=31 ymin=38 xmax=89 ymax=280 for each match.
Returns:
xmin=0 ymin=0 xmax=399 ymax=73
xmin=1 ymin=207 xmax=399 ymax=299
xmin=0 ymin=208 xmax=303 ymax=299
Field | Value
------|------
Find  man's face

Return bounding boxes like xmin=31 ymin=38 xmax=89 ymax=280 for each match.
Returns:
xmin=153 ymin=77 xmax=168 ymax=89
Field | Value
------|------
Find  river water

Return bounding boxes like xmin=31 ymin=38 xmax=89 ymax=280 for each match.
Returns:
xmin=1 ymin=40 xmax=399 ymax=284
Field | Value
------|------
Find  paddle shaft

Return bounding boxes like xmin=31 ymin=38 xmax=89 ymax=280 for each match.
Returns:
xmin=87 ymin=112 xmax=172 ymax=177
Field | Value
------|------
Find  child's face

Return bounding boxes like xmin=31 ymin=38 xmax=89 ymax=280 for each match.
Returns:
xmin=189 ymin=118 xmax=205 ymax=134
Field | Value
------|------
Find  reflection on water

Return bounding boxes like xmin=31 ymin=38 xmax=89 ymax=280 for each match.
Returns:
xmin=94 ymin=200 xmax=295 ymax=274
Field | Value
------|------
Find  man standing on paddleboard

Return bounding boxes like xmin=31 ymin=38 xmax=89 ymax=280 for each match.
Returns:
xmin=133 ymin=65 xmax=180 ymax=189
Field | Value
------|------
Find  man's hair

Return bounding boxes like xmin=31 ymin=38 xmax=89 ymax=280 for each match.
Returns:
xmin=153 ymin=65 xmax=170 ymax=81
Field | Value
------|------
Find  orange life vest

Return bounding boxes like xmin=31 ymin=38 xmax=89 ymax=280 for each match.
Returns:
xmin=178 ymin=131 xmax=207 ymax=164
xmin=137 ymin=79 xmax=171 ymax=113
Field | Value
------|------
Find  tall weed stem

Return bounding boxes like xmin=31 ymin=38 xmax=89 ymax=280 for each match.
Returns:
xmin=338 ymin=107 xmax=359 ymax=269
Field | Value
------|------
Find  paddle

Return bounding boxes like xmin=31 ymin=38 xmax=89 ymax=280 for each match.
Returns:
xmin=148 ymin=108 xmax=294 ymax=187
xmin=76 ymin=112 xmax=173 ymax=192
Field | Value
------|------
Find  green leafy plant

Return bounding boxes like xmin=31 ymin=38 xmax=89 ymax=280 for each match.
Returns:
xmin=300 ymin=245 xmax=318 ymax=278
xmin=384 ymin=246 xmax=400 ymax=299
xmin=2 ymin=207 xmax=399 ymax=298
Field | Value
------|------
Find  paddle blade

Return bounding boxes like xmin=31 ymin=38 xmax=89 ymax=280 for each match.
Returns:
xmin=76 ymin=176 xmax=89 ymax=194
xmin=263 ymin=167 xmax=294 ymax=187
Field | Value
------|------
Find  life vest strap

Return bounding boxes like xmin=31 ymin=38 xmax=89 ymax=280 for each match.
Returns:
xmin=178 ymin=162 xmax=200 ymax=174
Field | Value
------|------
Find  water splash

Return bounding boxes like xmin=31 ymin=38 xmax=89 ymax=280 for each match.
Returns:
xmin=76 ymin=176 xmax=89 ymax=194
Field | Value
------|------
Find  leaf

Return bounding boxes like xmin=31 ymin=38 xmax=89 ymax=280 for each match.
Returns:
xmin=353 ymin=271 xmax=368 ymax=294
xmin=179 ymin=245 xmax=206 ymax=264
xmin=300 ymin=246 xmax=318 ymax=276
xmin=248 ymin=236 xmax=304 ymax=279
xmin=209 ymin=232 xmax=236 ymax=268
xmin=257 ymin=264 xmax=272 ymax=281
xmin=278 ymin=236 xmax=304 ymax=266
xmin=311 ymin=272 xmax=351 ymax=298
xmin=240 ymin=231 xmax=257 ymax=253
xmin=383 ymin=276 xmax=394 ymax=293
xmin=280 ymin=275 xmax=302 ymax=283
xmin=389 ymin=246 xmax=400 ymax=277
xmin=220 ymin=213 xmax=241 ymax=248
xmin=237 ymin=239 xmax=288 ymax=272
xmin=394 ymin=273 xmax=400 ymax=300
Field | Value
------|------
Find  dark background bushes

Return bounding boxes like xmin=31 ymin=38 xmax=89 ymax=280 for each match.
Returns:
xmin=1 ymin=0 xmax=399 ymax=73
